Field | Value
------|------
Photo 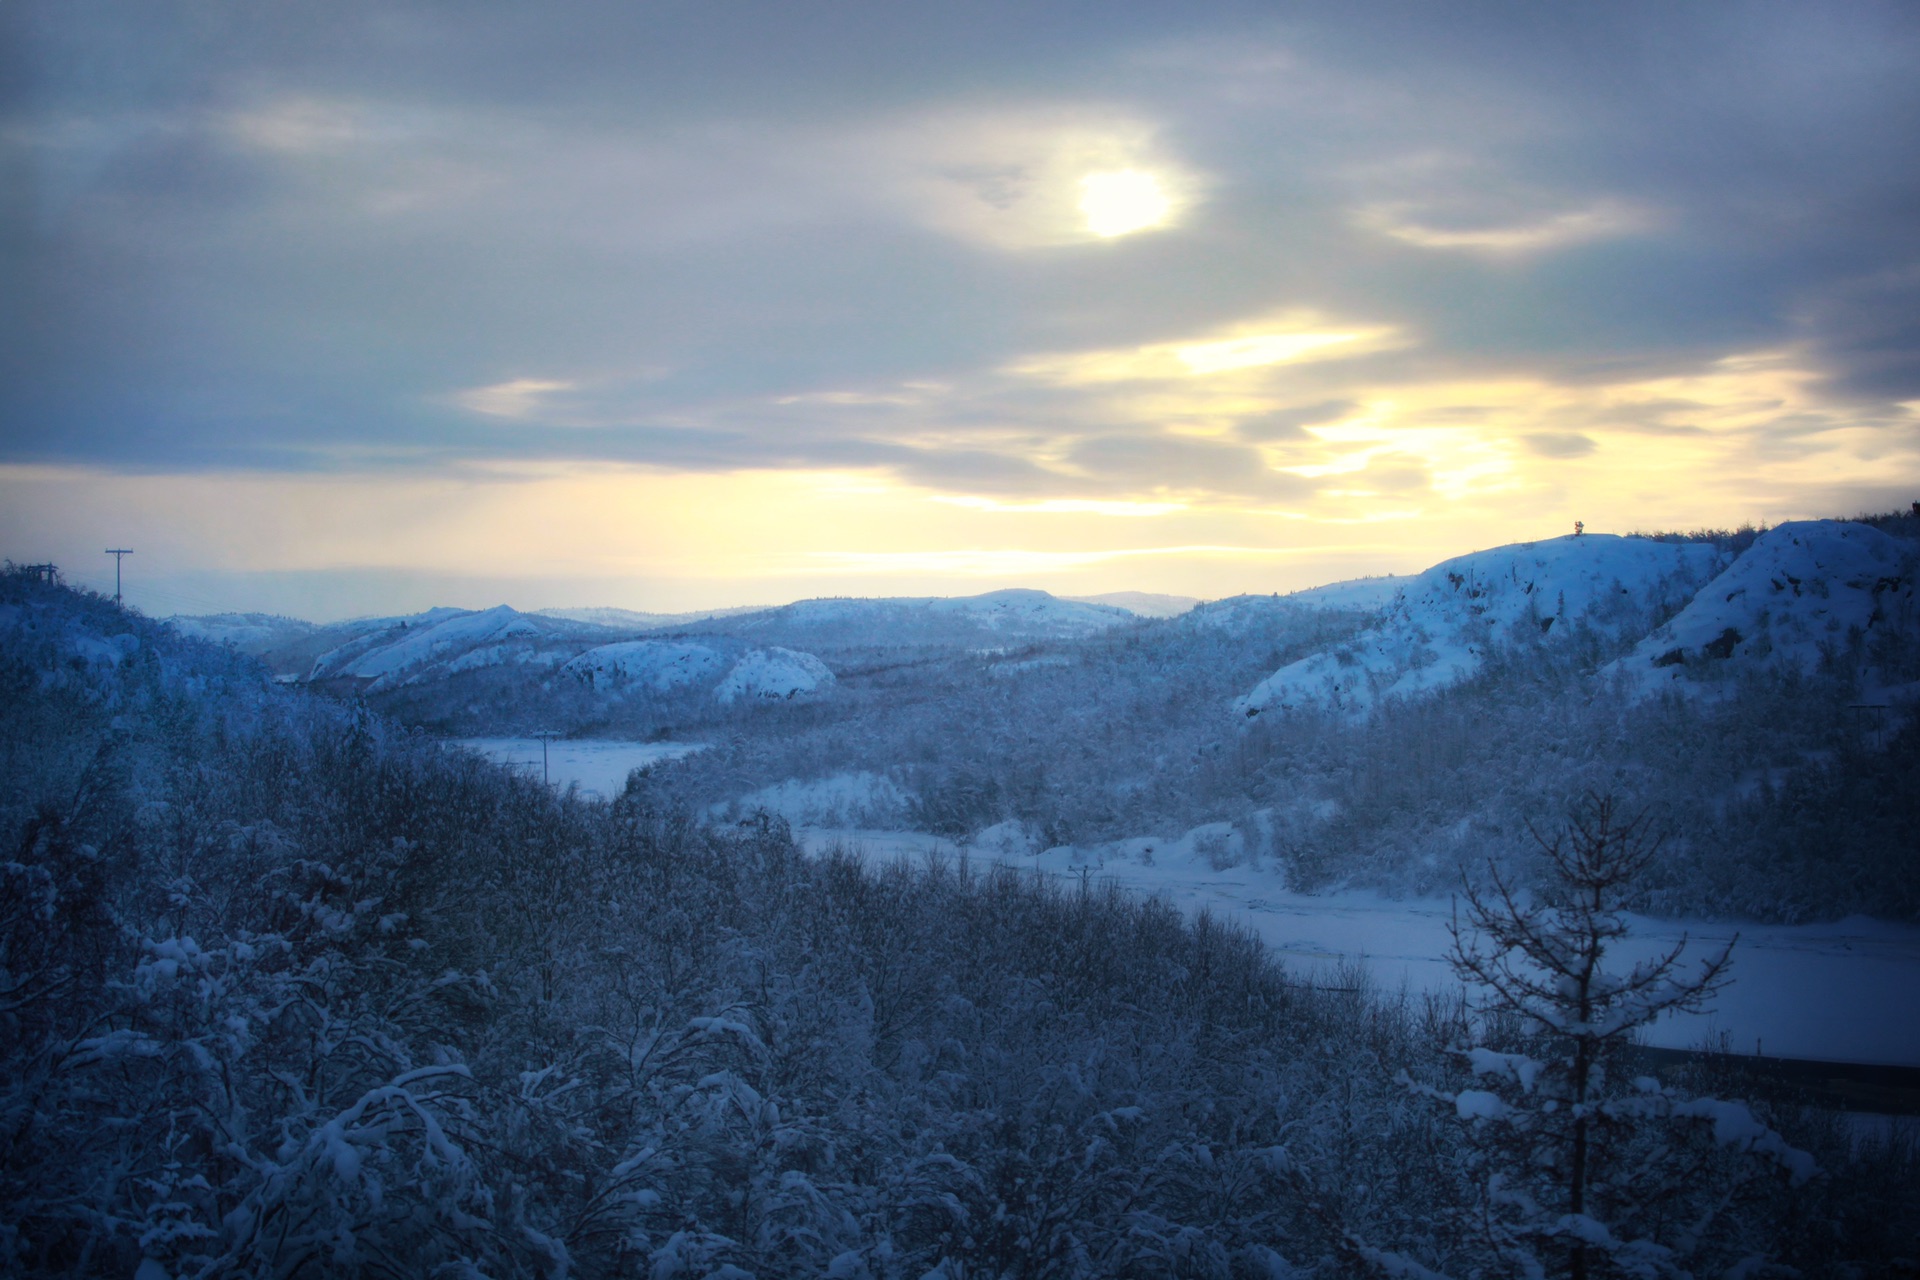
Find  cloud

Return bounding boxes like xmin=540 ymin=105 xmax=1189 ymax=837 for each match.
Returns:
xmin=1236 ymin=399 xmax=1359 ymax=441
xmin=1523 ymin=432 xmax=1599 ymax=459
xmin=1009 ymin=316 xmax=1403 ymax=385
xmin=453 ymin=378 xmax=577 ymax=419
xmin=1359 ymin=200 xmax=1650 ymax=254
xmin=4 ymin=2 xmax=1919 ymax=613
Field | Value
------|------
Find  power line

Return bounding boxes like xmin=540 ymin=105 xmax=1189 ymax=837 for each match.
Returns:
xmin=105 ymin=549 xmax=133 ymax=604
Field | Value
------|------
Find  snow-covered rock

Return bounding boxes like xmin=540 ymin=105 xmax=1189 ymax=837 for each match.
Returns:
xmin=1234 ymin=534 xmax=1723 ymax=719
xmin=714 ymin=647 xmax=835 ymax=704
xmin=1608 ymin=521 xmax=1916 ymax=693
xmin=562 ymin=640 xmax=725 ymax=692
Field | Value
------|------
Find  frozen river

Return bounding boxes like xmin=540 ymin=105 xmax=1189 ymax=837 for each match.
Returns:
xmin=452 ymin=737 xmax=704 ymax=800
xmin=795 ymin=826 xmax=1920 ymax=1069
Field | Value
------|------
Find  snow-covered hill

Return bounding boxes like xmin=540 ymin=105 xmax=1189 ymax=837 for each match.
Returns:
xmin=537 ymin=604 xmax=766 ymax=628
xmin=307 ymin=605 xmax=602 ymax=691
xmin=1607 ymin=521 xmax=1917 ymax=693
xmin=563 ymin=640 xmax=725 ymax=692
xmin=1286 ymin=575 xmax=1415 ymax=611
xmin=1185 ymin=576 xmax=1411 ymax=634
xmin=1065 ymin=591 xmax=1201 ymax=618
xmin=166 ymin=611 xmax=319 ymax=654
xmin=676 ymin=588 xmax=1135 ymax=649
xmin=716 ymin=647 xmax=836 ymax=703
xmin=1234 ymin=535 xmax=1724 ymax=719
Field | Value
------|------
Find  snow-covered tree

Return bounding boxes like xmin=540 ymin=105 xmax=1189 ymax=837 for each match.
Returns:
xmin=1389 ymin=796 xmax=1818 ymax=1278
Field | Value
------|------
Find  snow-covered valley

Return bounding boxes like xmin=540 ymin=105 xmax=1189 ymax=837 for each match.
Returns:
xmin=794 ymin=826 xmax=1920 ymax=1067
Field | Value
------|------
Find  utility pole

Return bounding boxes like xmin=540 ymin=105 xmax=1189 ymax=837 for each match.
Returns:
xmin=105 ymin=549 xmax=133 ymax=604
xmin=534 ymin=728 xmax=560 ymax=785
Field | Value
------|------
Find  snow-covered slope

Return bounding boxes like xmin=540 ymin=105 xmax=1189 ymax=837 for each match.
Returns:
xmin=1064 ymin=591 xmax=1201 ymax=618
xmin=307 ymin=605 xmax=601 ymax=690
xmin=563 ymin=640 xmax=725 ymax=692
xmin=680 ymin=588 xmax=1134 ymax=649
xmin=715 ymin=647 xmax=836 ymax=703
xmin=1607 ymin=521 xmax=1916 ymax=693
xmin=1234 ymin=535 xmax=1724 ymax=719
xmin=1186 ymin=576 xmax=1411 ymax=635
xmin=1286 ymin=575 xmax=1415 ymax=611
xmin=537 ymin=604 xmax=766 ymax=628
xmin=167 ymin=612 xmax=319 ymax=654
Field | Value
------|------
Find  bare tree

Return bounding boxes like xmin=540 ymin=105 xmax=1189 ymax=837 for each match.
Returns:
xmin=1377 ymin=796 xmax=1817 ymax=1279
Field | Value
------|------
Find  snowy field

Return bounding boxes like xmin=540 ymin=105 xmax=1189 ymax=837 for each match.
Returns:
xmin=796 ymin=827 xmax=1920 ymax=1068
xmin=453 ymin=737 xmax=704 ymax=799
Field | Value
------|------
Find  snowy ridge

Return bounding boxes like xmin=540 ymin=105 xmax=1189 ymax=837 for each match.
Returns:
xmin=537 ymin=604 xmax=766 ymax=628
xmin=308 ymin=605 xmax=596 ymax=690
xmin=166 ymin=612 xmax=319 ymax=653
xmin=715 ymin=647 xmax=836 ymax=703
xmin=1607 ymin=521 xmax=1917 ymax=693
xmin=686 ymin=588 xmax=1135 ymax=648
xmin=1234 ymin=534 xmax=1724 ymax=719
xmin=1064 ymin=591 xmax=1201 ymax=618
xmin=563 ymin=640 xmax=725 ymax=691
xmin=1285 ymin=574 xmax=1415 ymax=611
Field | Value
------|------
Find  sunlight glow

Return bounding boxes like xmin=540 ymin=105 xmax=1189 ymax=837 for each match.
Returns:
xmin=1175 ymin=331 xmax=1374 ymax=375
xmin=1079 ymin=170 xmax=1172 ymax=238
xmin=933 ymin=496 xmax=1187 ymax=517
xmin=1011 ymin=315 xmax=1400 ymax=385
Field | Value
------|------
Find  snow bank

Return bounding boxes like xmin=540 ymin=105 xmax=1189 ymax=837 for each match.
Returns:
xmin=714 ymin=647 xmax=835 ymax=703
xmin=1234 ymin=535 xmax=1722 ymax=719
xmin=562 ymin=640 xmax=724 ymax=692
xmin=1607 ymin=520 xmax=1916 ymax=694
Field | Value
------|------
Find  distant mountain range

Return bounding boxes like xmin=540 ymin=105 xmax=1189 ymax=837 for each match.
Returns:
xmin=166 ymin=521 xmax=1919 ymax=728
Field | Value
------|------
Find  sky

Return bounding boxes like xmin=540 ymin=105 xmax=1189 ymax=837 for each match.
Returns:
xmin=3 ymin=1 xmax=1918 ymax=620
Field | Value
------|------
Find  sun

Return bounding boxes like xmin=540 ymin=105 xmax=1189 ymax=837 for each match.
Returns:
xmin=1078 ymin=169 xmax=1172 ymax=238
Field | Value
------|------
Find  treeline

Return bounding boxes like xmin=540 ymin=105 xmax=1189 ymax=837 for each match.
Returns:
xmin=8 ymin=572 xmax=1916 ymax=1275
